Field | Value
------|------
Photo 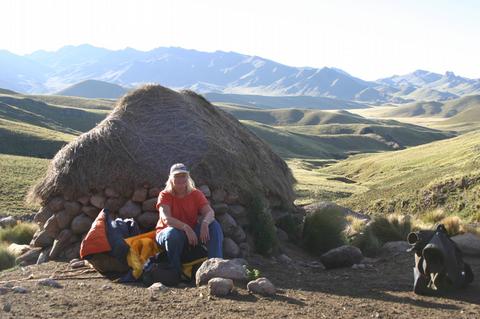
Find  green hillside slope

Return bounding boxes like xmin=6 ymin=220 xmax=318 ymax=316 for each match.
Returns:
xmin=0 ymin=154 xmax=49 ymax=215
xmin=316 ymin=130 xmax=480 ymax=219
xmin=374 ymin=95 xmax=480 ymax=119
xmin=0 ymin=93 xmax=107 ymax=157
xmin=57 ymin=79 xmax=128 ymax=99
xmin=28 ymin=94 xmax=115 ymax=110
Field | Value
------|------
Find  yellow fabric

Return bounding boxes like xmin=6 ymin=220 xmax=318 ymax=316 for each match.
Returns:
xmin=125 ymin=231 xmax=160 ymax=279
xmin=124 ymin=230 xmax=208 ymax=280
xmin=182 ymin=257 xmax=207 ymax=279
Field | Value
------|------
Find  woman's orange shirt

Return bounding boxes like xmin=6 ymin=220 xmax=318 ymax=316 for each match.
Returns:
xmin=155 ymin=189 xmax=208 ymax=232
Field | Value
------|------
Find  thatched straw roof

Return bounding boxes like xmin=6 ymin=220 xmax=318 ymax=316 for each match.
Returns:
xmin=29 ymin=85 xmax=295 ymax=207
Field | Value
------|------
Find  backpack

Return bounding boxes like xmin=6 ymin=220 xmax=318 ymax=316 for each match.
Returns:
xmin=407 ymin=224 xmax=474 ymax=295
xmin=141 ymin=244 xmax=208 ymax=287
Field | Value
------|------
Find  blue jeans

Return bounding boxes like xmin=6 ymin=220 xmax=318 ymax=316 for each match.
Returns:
xmin=155 ymin=220 xmax=224 ymax=274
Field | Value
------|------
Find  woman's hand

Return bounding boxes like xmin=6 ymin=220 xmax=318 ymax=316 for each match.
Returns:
xmin=183 ymin=225 xmax=198 ymax=246
xmin=200 ymin=221 xmax=210 ymax=244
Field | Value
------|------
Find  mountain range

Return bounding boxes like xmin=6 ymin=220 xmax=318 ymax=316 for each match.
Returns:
xmin=1 ymin=44 xmax=480 ymax=104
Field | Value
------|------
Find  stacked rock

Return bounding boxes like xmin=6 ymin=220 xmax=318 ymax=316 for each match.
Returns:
xmin=29 ymin=184 xmax=290 ymax=263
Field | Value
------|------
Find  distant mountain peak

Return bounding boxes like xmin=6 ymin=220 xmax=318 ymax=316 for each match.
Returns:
xmin=1 ymin=44 xmax=480 ymax=102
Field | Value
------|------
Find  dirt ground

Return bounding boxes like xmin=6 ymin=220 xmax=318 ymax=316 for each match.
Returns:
xmin=0 ymin=246 xmax=479 ymax=319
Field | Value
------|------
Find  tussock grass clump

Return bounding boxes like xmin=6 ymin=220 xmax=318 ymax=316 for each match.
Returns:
xmin=439 ymin=215 xmax=463 ymax=236
xmin=421 ymin=209 xmax=447 ymax=225
xmin=0 ymin=244 xmax=16 ymax=271
xmin=470 ymin=211 xmax=480 ymax=223
xmin=247 ymin=195 xmax=278 ymax=255
xmin=353 ymin=214 xmax=412 ymax=256
xmin=344 ymin=215 xmax=367 ymax=239
xmin=0 ymin=222 xmax=39 ymax=245
xmin=276 ymin=214 xmax=303 ymax=242
xmin=302 ymin=206 xmax=347 ymax=255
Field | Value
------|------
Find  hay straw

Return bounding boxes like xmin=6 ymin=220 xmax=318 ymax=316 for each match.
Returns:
xmin=28 ymin=85 xmax=295 ymax=208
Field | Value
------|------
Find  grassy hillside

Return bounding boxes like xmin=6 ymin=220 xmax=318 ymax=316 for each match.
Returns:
xmin=0 ymin=154 xmax=49 ymax=215
xmin=0 ymin=93 xmax=108 ymax=157
xmin=207 ymin=92 xmax=366 ymax=109
xmin=0 ymin=90 xmax=471 ymax=219
xmin=57 ymin=79 xmax=128 ymax=99
xmin=230 ymin=105 xmax=453 ymax=159
xmin=28 ymin=94 xmax=115 ymax=110
xmin=306 ymin=130 xmax=480 ymax=220
xmin=217 ymin=106 xmax=377 ymax=125
xmin=369 ymin=94 xmax=480 ymax=119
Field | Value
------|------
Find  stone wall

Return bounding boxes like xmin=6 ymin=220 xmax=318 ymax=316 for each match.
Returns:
xmin=30 ymin=185 xmax=291 ymax=263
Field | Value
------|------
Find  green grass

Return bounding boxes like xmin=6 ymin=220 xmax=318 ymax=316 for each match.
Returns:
xmin=302 ymin=206 xmax=347 ymax=255
xmin=0 ymin=244 xmax=16 ymax=271
xmin=311 ymin=130 xmax=480 ymax=220
xmin=26 ymin=94 xmax=115 ymax=110
xmin=0 ymin=222 xmax=38 ymax=244
xmin=352 ymin=214 xmax=412 ymax=256
xmin=0 ymin=94 xmax=108 ymax=134
xmin=0 ymin=154 xmax=49 ymax=215
xmin=242 ymin=120 xmax=451 ymax=160
xmin=0 ymin=92 xmax=107 ymax=158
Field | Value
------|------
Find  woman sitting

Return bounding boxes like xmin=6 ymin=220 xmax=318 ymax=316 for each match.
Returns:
xmin=155 ymin=163 xmax=223 ymax=275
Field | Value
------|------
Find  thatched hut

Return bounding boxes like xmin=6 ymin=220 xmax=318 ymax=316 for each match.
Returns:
xmin=27 ymin=85 xmax=296 ymax=261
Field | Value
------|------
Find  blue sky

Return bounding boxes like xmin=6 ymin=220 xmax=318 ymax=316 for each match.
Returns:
xmin=1 ymin=0 xmax=479 ymax=80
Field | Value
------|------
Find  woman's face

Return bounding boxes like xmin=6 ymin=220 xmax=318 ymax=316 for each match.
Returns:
xmin=172 ymin=173 xmax=188 ymax=190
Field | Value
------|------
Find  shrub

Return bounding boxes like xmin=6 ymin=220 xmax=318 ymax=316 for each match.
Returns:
xmin=247 ymin=195 xmax=278 ymax=255
xmin=276 ymin=214 xmax=302 ymax=242
xmin=368 ymin=214 xmax=412 ymax=243
xmin=302 ymin=206 xmax=346 ymax=255
xmin=344 ymin=215 xmax=367 ymax=240
xmin=421 ymin=209 xmax=447 ymax=225
xmin=244 ymin=266 xmax=262 ymax=281
xmin=0 ymin=222 xmax=39 ymax=245
xmin=0 ymin=245 xmax=16 ymax=271
xmin=439 ymin=215 xmax=463 ymax=236
xmin=353 ymin=214 xmax=412 ymax=256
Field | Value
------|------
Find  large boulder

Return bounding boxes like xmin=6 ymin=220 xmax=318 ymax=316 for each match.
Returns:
xmin=380 ymin=241 xmax=410 ymax=256
xmin=0 ymin=216 xmax=17 ymax=228
xmin=71 ymin=214 xmax=94 ymax=234
xmin=216 ymin=213 xmax=237 ymax=237
xmin=16 ymin=247 xmax=43 ymax=266
xmin=196 ymin=258 xmax=247 ymax=286
xmin=223 ymin=238 xmax=240 ymax=258
xmin=320 ymin=245 xmax=363 ymax=269
xmin=452 ymin=233 xmax=480 ymax=256
xmin=137 ymin=212 xmax=158 ymax=229
xmin=119 ymin=200 xmax=142 ymax=218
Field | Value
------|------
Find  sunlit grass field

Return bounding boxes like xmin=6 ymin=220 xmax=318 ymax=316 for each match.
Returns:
xmin=0 ymin=154 xmax=49 ymax=215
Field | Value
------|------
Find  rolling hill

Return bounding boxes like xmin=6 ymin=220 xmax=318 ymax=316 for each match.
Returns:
xmin=57 ymin=79 xmax=128 ymax=98
xmin=315 ymin=130 xmax=480 ymax=219
xmin=226 ymin=104 xmax=454 ymax=159
xmin=0 ymin=93 xmax=108 ymax=157
xmin=206 ymin=93 xmax=365 ymax=110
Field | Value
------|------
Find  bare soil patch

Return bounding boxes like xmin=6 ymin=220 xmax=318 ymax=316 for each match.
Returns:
xmin=0 ymin=249 xmax=478 ymax=319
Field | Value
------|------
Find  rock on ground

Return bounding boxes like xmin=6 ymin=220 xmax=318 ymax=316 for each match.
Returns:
xmin=452 ymin=233 xmax=480 ymax=257
xmin=196 ymin=258 xmax=247 ymax=286
xmin=247 ymin=277 xmax=276 ymax=296
xmin=208 ymin=278 xmax=233 ymax=297
xmin=320 ymin=245 xmax=363 ymax=269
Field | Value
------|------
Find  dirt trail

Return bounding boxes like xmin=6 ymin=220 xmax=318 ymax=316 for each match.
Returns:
xmin=0 ymin=250 xmax=478 ymax=319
